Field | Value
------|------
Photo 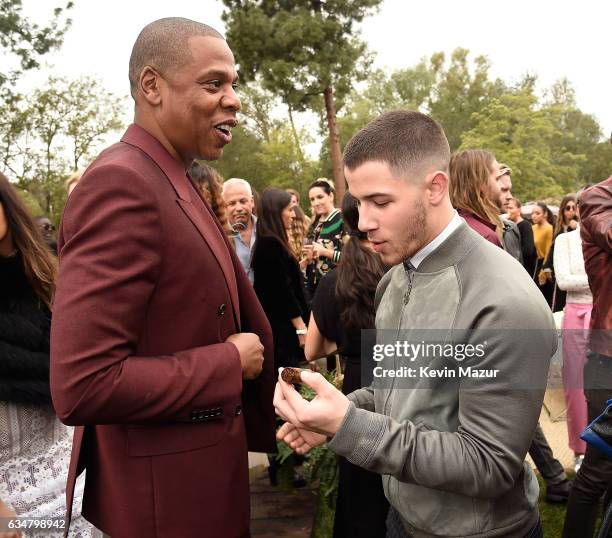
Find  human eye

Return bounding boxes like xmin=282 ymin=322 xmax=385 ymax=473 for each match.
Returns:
xmin=202 ymin=80 xmax=221 ymax=90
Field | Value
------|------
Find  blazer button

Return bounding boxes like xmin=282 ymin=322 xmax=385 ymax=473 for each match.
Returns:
xmin=217 ymin=303 xmax=226 ymax=317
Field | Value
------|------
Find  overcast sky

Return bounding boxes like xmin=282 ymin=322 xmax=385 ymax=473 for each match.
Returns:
xmin=9 ymin=0 xmax=612 ymax=142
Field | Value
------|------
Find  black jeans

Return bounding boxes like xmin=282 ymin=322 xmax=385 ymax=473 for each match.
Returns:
xmin=563 ymin=351 xmax=612 ymax=538
xmin=529 ymin=422 xmax=567 ymax=486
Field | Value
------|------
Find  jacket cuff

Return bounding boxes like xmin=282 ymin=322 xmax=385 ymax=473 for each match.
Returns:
xmin=328 ymin=402 xmax=387 ymax=467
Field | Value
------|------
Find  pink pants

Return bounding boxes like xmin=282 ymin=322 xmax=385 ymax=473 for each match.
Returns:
xmin=561 ymin=302 xmax=592 ymax=454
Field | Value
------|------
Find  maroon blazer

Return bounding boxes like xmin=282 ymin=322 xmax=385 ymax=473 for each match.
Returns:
xmin=50 ymin=125 xmax=276 ymax=538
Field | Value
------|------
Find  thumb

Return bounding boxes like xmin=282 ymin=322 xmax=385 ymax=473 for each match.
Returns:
xmin=299 ymin=370 xmax=331 ymax=394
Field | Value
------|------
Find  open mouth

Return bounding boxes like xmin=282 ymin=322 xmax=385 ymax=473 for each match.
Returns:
xmin=214 ymin=121 xmax=237 ymax=143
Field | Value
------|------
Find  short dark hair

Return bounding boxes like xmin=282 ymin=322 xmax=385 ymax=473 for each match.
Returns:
xmin=128 ymin=17 xmax=223 ymax=98
xmin=343 ymin=110 xmax=450 ymax=179
xmin=308 ymin=179 xmax=334 ymax=195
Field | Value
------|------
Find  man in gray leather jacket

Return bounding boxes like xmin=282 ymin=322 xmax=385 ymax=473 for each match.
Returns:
xmin=275 ymin=110 xmax=557 ymax=537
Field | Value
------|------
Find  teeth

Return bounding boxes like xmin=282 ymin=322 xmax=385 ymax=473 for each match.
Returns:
xmin=216 ymin=124 xmax=232 ymax=132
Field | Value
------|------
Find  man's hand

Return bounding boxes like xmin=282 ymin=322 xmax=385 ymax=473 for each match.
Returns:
xmin=273 ymin=369 xmax=350 ymax=437
xmin=277 ymin=422 xmax=326 ymax=455
xmin=226 ymin=333 xmax=264 ymax=380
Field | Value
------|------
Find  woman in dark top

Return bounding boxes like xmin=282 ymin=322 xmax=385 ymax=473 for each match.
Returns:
xmin=0 ymin=172 xmax=93 ymax=535
xmin=506 ymin=196 xmax=537 ymax=277
xmin=252 ymin=188 xmax=309 ymax=369
xmin=306 ymin=193 xmax=389 ymax=538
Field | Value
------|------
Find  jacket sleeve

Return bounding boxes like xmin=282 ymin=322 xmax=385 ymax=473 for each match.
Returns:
xmin=329 ymin=302 xmax=555 ymax=499
xmin=519 ymin=222 xmax=537 ymax=277
xmin=580 ymin=182 xmax=612 ymax=254
xmin=553 ymin=234 xmax=590 ymax=292
xmin=50 ymin=164 xmax=243 ymax=426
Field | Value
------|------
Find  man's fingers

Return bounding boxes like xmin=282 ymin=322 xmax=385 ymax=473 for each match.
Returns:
xmin=274 ymin=379 xmax=303 ymax=426
xmin=276 ymin=421 xmax=295 ymax=440
xmin=299 ymin=370 xmax=331 ymax=394
xmin=273 ymin=382 xmax=292 ymax=422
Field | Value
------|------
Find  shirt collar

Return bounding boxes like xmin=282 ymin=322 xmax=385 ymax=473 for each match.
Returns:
xmin=404 ymin=210 xmax=462 ymax=271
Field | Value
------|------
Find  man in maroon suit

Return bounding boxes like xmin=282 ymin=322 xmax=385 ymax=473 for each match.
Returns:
xmin=50 ymin=18 xmax=275 ymax=538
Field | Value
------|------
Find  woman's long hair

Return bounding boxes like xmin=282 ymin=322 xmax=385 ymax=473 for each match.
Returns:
xmin=288 ymin=204 xmax=307 ymax=259
xmin=335 ymin=193 xmax=386 ymax=331
xmin=0 ymin=172 xmax=57 ymax=309
xmin=554 ymin=194 xmax=577 ymax=237
xmin=449 ymin=149 xmax=503 ymax=235
xmin=189 ymin=161 xmax=230 ymax=232
xmin=255 ymin=188 xmax=293 ymax=256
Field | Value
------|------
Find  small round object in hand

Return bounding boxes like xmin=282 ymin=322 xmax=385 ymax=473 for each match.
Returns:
xmin=281 ymin=367 xmax=303 ymax=385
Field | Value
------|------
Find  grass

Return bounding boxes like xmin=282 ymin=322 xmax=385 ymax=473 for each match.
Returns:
xmin=538 ymin=473 xmax=569 ymax=537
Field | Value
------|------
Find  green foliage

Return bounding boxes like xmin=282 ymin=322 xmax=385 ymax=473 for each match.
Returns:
xmin=214 ymin=83 xmax=321 ymax=204
xmin=0 ymin=76 xmax=125 ymax=221
xmin=0 ymin=0 xmax=73 ymax=87
xmin=222 ymin=0 xmax=380 ymax=110
xmin=460 ymin=89 xmax=567 ymax=200
xmin=222 ymin=0 xmax=382 ymax=194
xmin=14 ymin=186 xmax=42 ymax=216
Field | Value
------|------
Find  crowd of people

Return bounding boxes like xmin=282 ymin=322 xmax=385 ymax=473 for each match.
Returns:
xmin=0 ymin=16 xmax=610 ymax=538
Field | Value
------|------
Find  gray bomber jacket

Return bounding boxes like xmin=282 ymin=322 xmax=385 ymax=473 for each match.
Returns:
xmin=328 ymin=222 xmax=557 ymax=537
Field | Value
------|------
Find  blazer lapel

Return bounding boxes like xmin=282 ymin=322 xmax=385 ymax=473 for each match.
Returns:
xmin=121 ymin=125 xmax=241 ymax=329
xmin=177 ymin=195 xmax=240 ymax=328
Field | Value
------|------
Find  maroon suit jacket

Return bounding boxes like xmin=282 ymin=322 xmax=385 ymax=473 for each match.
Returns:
xmin=50 ymin=125 xmax=276 ymax=538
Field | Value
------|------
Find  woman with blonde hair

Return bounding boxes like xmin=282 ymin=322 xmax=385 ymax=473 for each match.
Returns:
xmin=0 ymin=172 xmax=95 ymax=537
xmin=449 ymin=149 xmax=503 ymax=246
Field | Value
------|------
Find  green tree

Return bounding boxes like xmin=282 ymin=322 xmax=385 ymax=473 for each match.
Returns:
xmin=428 ymin=48 xmax=506 ymax=150
xmin=0 ymin=76 xmax=124 ymax=221
xmin=460 ymin=89 xmax=567 ymax=200
xmin=541 ymin=78 xmax=605 ymax=191
xmin=221 ymin=0 xmax=382 ymax=200
xmin=0 ymin=0 xmax=73 ymax=87
xmin=582 ymin=142 xmax=612 ymax=185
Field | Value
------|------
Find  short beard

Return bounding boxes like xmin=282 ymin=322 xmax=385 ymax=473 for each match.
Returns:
xmin=386 ymin=197 xmax=428 ymax=265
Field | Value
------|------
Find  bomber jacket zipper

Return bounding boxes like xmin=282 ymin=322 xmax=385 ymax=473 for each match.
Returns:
xmin=383 ymin=268 xmax=415 ymax=415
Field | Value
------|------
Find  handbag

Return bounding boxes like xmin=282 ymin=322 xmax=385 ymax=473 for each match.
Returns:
xmin=581 ymin=398 xmax=612 ymax=458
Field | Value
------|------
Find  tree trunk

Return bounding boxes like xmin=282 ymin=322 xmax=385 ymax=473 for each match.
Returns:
xmin=323 ymin=85 xmax=345 ymax=201
xmin=287 ymin=104 xmax=305 ymax=166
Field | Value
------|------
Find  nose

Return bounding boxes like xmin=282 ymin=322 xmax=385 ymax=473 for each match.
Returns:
xmin=222 ymin=86 xmax=241 ymax=112
xmin=358 ymin=205 xmax=375 ymax=233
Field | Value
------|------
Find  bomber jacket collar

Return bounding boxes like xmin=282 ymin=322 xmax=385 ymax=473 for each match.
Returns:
xmin=414 ymin=221 xmax=481 ymax=274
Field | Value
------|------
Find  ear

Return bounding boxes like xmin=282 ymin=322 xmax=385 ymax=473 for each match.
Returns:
xmin=425 ymin=171 xmax=449 ymax=206
xmin=138 ymin=65 xmax=163 ymax=106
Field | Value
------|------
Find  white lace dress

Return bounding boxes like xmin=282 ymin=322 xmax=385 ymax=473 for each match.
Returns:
xmin=0 ymin=402 xmax=99 ymax=537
